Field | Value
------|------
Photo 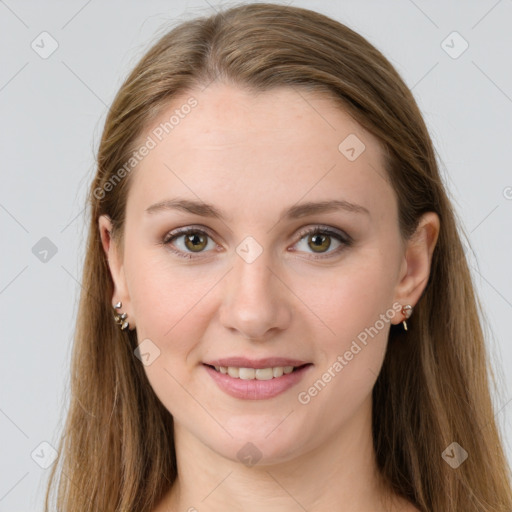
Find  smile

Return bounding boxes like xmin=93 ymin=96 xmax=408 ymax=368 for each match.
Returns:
xmin=209 ymin=364 xmax=302 ymax=380
xmin=203 ymin=363 xmax=313 ymax=400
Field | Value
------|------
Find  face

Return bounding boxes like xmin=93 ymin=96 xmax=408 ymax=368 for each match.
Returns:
xmin=101 ymin=83 xmax=415 ymax=465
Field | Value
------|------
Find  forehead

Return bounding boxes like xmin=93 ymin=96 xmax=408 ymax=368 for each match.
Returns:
xmin=127 ymin=83 xmax=394 ymax=222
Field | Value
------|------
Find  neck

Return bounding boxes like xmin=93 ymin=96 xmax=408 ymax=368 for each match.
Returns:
xmin=157 ymin=396 xmax=397 ymax=512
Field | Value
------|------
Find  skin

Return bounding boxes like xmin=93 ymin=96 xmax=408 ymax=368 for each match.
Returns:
xmin=99 ymin=83 xmax=438 ymax=511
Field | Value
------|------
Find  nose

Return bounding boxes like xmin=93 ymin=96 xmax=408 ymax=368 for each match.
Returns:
xmin=218 ymin=245 xmax=293 ymax=341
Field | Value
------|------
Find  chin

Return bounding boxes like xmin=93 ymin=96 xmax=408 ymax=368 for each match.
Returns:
xmin=206 ymin=424 xmax=305 ymax=467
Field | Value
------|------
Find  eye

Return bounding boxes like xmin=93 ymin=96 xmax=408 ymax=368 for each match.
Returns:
xmin=163 ymin=227 xmax=217 ymax=258
xmin=292 ymin=226 xmax=352 ymax=258
xmin=162 ymin=225 xmax=352 ymax=260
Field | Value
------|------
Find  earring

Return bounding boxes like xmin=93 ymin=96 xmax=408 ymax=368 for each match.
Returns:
xmin=401 ymin=304 xmax=413 ymax=331
xmin=113 ymin=301 xmax=129 ymax=330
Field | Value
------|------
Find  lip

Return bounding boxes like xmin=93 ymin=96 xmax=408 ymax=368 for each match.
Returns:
xmin=203 ymin=357 xmax=310 ymax=369
xmin=203 ymin=362 xmax=313 ymax=400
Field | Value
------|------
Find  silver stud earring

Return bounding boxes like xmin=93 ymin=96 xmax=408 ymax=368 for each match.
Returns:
xmin=401 ymin=304 xmax=413 ymax=331
xmin=113 ymin=301 xmax=129 ymax=330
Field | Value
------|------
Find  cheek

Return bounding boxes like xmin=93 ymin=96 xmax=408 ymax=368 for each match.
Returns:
xmin=125 ymin=250 xmax=232 ymax=412
xmin=299 ymin=254 xmax=397 ymax=346
xmin=294 ymin=248 xmax=398 ymax=406
xmin=125 ymin=253 xmax=219 ymax=416
xmin=124 ymin=239 xmax=215 ymax=334
xmin=294 ymin=262 xmax=394 ymax=435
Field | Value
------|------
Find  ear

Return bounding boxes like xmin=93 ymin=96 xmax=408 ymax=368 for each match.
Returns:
xmin=391 ymin=211 xmax=440 ymax=325
xmin=98 ymin=215 xmax=134 ymax=329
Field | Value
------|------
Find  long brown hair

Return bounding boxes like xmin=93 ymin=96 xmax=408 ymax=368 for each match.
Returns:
xmin=44 ymin=3 xmax=512 ymax=510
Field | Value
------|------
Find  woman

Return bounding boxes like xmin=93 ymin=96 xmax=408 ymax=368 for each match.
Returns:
xmin=44 ymin=3 xmax=512 ymax=511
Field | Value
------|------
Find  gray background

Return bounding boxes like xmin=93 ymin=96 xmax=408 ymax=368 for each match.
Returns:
xmin=1 ymin=0 xmax=511 ymax=509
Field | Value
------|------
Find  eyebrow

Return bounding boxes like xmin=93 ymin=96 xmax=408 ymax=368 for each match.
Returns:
xmin=145 ymin=198 xmax=370 ymax=221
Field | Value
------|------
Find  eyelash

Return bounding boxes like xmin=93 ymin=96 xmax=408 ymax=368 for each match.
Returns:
xmin=162 ymin=225 xmax=353 ymax=260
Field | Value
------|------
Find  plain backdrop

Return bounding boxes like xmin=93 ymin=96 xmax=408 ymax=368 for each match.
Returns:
xmin=1 ymin=0 xmax=511 ymax=509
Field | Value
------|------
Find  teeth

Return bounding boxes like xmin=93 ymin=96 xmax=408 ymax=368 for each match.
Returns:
xmin=273 ymin=366 xmax=284 ymax=378
xmin=213 ymin=365 xmax=298 ymax=380
xmin=227 ymin=366 xmax=239 ymax=378
xmin=256 ymin=368 xmax=274 ymax=380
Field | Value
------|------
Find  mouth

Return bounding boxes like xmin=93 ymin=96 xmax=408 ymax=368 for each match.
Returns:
xmin=202 ymin=361 xmax=313 ymax=400
xmin=203 ymin=363 xmax=312 ymax=380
